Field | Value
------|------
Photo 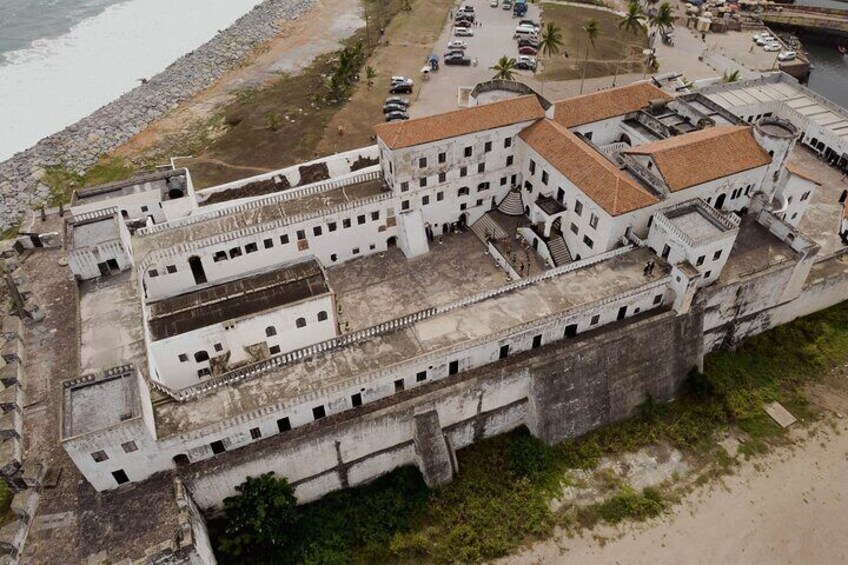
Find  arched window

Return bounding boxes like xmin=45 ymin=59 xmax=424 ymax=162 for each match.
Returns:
xmin=458 ymin=186 xmax=470 ymax=196
xmin=317 ymin=311 xmax=328 ymax=322
xmin=194 ymin=351 xmax=209 ymax=363
xmin=265 ymin=326 xmax=277 ymax=337
xmin=296 ymin=317 xmax=306 ymax=328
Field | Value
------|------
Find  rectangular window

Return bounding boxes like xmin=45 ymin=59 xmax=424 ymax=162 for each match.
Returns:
xmin=313 ymin=226 xmax=322 ymax=237
xmin=352 ymin=247 xmax=360 ymax=255
xmin=420 ymin=177 xmax=427 ymax=188
xmin=166 ymin=265 xmax=177 ymax=274
xmin=464 ymin=146 xmax=472 ymax=158
xmin=460 ymin=203 xmax=467 ymax=211
xmin=419 ymin=157 xmax=427 ymax=168
xmin=529 ymin=160 xmax=536 ymax=175
xmin=713 ymin=250 xmax=722 ymax=261
xmin=484 ymin=141 xmax=492 ymax=153
xmin=801 ymin=191 xmax=810 ymax=201
xmin=351 ymin=393 xmax=362 ymax=407
xmin=214 ymin=343 xmax=223 ymax=352
xmin=704 ymin=270 xmax=712 ymax=279
xmin=371 ymin=211 xmax=380 ymax=221
xmin=296 ymin=229 xmax=306 ymax=241
xmin=460 ymin=166 xmax=467 ymax=177
xmin=477 ymin=162 xmax=485 ymax=173
xmin=500 ymin=176 xmax=508 ymax=186
xmin=438 ymin=152 xmax=446 ymax=164
xmin=416 ymin=371 xmax=427 ymax=382
xmin=328 ymin=221 xmax=337 ymax=232
xmin=210 ymin=440 xmax=226 ymax=454
xmin=696 ymin=255 xmax=705 ymax=267
xmin=269 ymin=345 xmax=281 ymax=355
xmin=357 ymin=214 xmax=366 ymax=225
xmin=245 ymin=243 xmax=258 ymax=253
xmin=437 ymin=191 xmax=444 ymax=201
xmin=250 ymin=427 xmax=262 ymax=439
xmin=564 ymin=324 xmax=577 ymax=338
xmin=312 ymin=405 xmax=326 ymax=420
xmin=541 ymin=171 xmax=549 ymax=185
xmin=263 ymin=238 xmax=274 ymax=249
xmin=402 ymin=200 xmax=410 ymax=211
xmin=213 ymin=251 xmax=227 ymax=262
xmin=583 ymin=235 xmax=594 ymax=249
xmin=395 ymin=379 xmax=405 ymax=393
xmin=574 ymin=200 xmax=583 ymax=216
xmin=570 ymin=223 xmax=579 ymax=235
xmin=499 ymin=344 xmax=509 ymax=359
xmin=532 ymin=334 xmax=542 ymax=349
xmin=401 ymin=181 xmax=409 ymax=192
xmin=439 ymin=172 xmax=446 ymax=183
xmin=590 ymin=314 xmax=600 ymax=326
xmin=449 ymin=360 xmax=459 ymax=375
xmin=280 ymin=234 xmax=290 ymax=245
xmin=277 ymin=417 xmax=291 ymax=432
xmin=504 ymin=137 xmax=512 ymax=148
xmin=178 ymin=353 xmax=188 ymax=363
xmin=229 ymin=247 xmax=242 ymax=258
xmin=617 ymin=306 xmax=627 ymax=321
xmin=653 ymin=294 xmax=663 ymax=304
xmin=506 ymin=155 xmax=514 ymax=167
xmin=589 ymin=213 xmax=599 ymax=229
xmin=91 ymin=450 xmax=108 ymax=463
xmin=122 ymin=441 xmax=138 ymax=453
xmin=422 ymin=195 xmax=430 ymax=205
xmin=343 ymin=218 xmax=351 ymax=229
xmin=476 ymin=198 xmax=484 ymax=207
xmin=112 ymin=470 xmax=129 ymax=485
xmin=148 ymin=269 xmax=159 ymax=278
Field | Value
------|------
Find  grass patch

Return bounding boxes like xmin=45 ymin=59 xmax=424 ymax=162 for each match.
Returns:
xmin=41 ymin=157 xmax=139 ymax=206
xmin=213 ymin=301 xmax=848 ymax=563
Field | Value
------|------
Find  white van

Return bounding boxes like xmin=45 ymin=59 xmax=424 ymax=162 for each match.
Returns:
xmin=514 ymin=27 xmax=538 ymax=41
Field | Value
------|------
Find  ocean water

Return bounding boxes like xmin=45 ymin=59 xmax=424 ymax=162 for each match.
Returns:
xmin=793 ymin=0 xmax=848 ymax=109
xmin=0 ymin=0 xmax=263 ymax=161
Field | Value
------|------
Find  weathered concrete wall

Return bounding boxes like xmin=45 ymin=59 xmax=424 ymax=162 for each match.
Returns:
xmin=181 ymin=308 xmax=703 ymax=512
xmin=0 ymin=0 xmax=317 ymax=231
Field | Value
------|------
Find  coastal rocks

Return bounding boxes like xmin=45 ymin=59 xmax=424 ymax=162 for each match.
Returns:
xmin=0 ymin=0 xmax=316 ymax=232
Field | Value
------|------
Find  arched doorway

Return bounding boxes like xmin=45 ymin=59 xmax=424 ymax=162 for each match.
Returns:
xmin=715 ymin=193 xmax=726 ymax=210
xmin=442 ymin=223 xmax=449 ymax=235
xmin=188 ymin=256 xmax=207 ymax=284
xmin=173 ymin=454 xmax=189 ymax=467
xmin=458 ymin=213 xmax=468 ymax=229
xmin=387 ymin=236 xmax=398 ymax=248
xmin=618 ymin=133 xmax=632 ymax=146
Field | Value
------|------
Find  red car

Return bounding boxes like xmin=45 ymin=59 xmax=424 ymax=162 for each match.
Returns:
xmin=518 ymin=45 xmax=538 ymax=56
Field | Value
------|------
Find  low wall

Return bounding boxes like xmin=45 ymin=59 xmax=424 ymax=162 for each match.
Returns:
xmin=182 ymin=307 xmax=704 ymax=511
xmin=0 ymin=0 xmax=317 ymax=232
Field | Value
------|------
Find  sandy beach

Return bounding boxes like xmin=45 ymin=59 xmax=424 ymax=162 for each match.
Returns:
xmin=501 ymin=419 xmax=848 ymax=565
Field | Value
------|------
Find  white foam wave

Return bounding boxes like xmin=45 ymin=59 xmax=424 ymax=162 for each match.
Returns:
xmin=0 ymin=0 xmax=263 ymax=161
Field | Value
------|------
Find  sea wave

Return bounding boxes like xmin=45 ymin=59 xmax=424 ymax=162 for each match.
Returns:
xmin=0 ymin=0 xmax=262 ymax=161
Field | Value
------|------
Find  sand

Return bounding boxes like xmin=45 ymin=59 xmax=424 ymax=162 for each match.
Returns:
xmin=500 ymin=420 xmax=848 ymax=564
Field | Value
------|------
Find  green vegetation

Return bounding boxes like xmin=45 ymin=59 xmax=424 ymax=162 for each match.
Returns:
xmin=41 ymin=157 xmax=138 ymax=206
xmin=491 ymin=56 xmax=518 ymax=81
xmin=214 ymin=302 xmax=848 ymax=563
xmin=612 ymin=1 xmax=647 ymax=87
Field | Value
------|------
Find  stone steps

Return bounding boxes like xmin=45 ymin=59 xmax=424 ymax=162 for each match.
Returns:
xmin=470 ymin=213 xmax=508 ymax=244
xmin=548 ymin=235 xmax=572 ymax=267
xmin=497 ymin=188 xmax=524 ymax=216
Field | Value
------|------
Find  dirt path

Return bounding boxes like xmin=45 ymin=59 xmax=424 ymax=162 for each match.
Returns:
xmin=114 ymin=0 xmax=364 ymax=159
xmin=500 ymin=419 xmax=848 ymax=564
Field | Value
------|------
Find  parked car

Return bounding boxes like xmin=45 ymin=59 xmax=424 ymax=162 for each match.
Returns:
xmin=383 ymin=103 xmax=409 ymax=114
xmin=456 ymin=12 xmax=475 ymax=22
xmin=518 ymin=45 xmax=538 ymax=56
xmin=518 ymin=38 xmax=540 ymax=49
xmin=454 ymin=27 xmax=474 ymax=36
xmin=444 ymin=53 xmax=472 ymax=65
xmin=516 ymin=60 xmax=536 ymax=71
xmin=753 ymin=33 xmax=772 ymax=43
xmin=455 ymin=19 xmax=472 ymax=28
xmin=518 ymin=19 xmax=539 ymax=29
xmin=518 ymin=55 xmax=536 ymax=65
xmin=755 ymin=35 xmax=774 ymax=46
xmin=390 ymin=76 xmax=412 ymax=85
xmin=385 ymin=96 xmax=410 ymax=107
xmin=385 ymin=111 xmax=409 ymax=122
xmin=490 ymin=0 xmax=499 ymax=6
xmin=502 ymin=0 xmax=512 ymax=10
xmin=447 ymin=40 xmax=468 ymax=50
xmin=389 ymin=83 xmax=413 ymax=94
xmin=461 ymin=5 xmax=475 ymax=12
xmin=777 ymin=50 xmax=797 ymax=61
xmin=763 ymin=43 xmax=781 ymax=52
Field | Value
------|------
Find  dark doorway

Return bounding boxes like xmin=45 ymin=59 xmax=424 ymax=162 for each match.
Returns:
xmin=840 ymin=190 xmax=848 ymax=205
xmin=617 ymin=306 xmax=627 ymax=321
xmin=715 ymin=193 xmax=726 ymax=210
xmin=98 ymin=263 xmax=110 ymax=277
xmin=532 ymin=335 xmax=542 ymax=349
xmin=499 ymin=344 xmax=509 ymax=359
xmin=172 ymin=454 xmax=190 ymax=467
xmin=661 ymin=244 xmax=670 ymax=260
xmin=491 ymin=197 xmax=497 ymax=209
xmin=442 ymin=223 xmax=449 ymax=235
xmin=564 ymin=324 xmax=578 ymax=338
xmin=387 ymin=236 xmax=398 ymax=248
xmin=112 ymin=470 xmax=129 ymax=485
xmin=449 ymin=360 xmax=459 ymax=375
xmin=458 ymin=213 xmax=468 ymax=229
xmin=351 ymin=393 xmax=362 ymax=407
xmin=532 ymin=238 xmax=538 ymax=250
xmin=107 ymin=259 xmax=119 ymax=271
xmin=188 ymin=256 xmax=207 ymax=284
xmin=556 ymin=187 xmax=565 ymax=202
xmin=524 ymin=205 xmax=530 ymax=216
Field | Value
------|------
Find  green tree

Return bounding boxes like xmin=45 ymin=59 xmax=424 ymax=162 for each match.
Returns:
xmin=490 ymin=56 xmax=518 ymax=80
xmin=537 ymin=22 xmax=563 ymax=93
xmin=217 ymin=472 xmax=300 ymax=563
xmin=612 ymin=2 xmax=646 ymax=87
xmin=650 ymin=2 xmax=677 ymax=34
xmin=580 ymin=18 xmax=599 ymax=94
xmin=722 ymin=69 xmax=741 ymax=83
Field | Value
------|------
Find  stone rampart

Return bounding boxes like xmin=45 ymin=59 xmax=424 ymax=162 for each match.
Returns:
xmin=0 ymin=0 xmax=317 ymax=232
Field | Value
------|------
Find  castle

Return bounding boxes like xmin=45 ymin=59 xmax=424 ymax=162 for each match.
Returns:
xmin=2 ymin=75 xmax=848 ymax=563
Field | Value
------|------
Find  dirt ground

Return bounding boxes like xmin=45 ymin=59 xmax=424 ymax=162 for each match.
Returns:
xmin=500 ymin=417 xmax=848 ymax=564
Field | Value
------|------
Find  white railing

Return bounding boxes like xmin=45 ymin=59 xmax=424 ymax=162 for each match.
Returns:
xmin=71 ymin=206 xmax=119 ymax=224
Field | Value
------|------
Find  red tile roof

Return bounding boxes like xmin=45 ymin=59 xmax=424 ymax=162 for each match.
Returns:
xmin=625 ymin=126 xmax=771 ymax=191
xmin=373 ymin=95 xmax=546 ymax=150
xmin=551 ymin=82 xmax=672 ymax=128
xmin=519 ymin=119 xmax=658 ymax=216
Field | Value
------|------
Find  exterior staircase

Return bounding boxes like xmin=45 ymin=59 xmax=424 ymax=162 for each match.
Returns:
xmin=470 ymin=212 xmax=508 ymax=244
xmin=497 ymin=187 xmax=524 ymax=216
xmin=548 ymin=235 xmax=572 ymax=266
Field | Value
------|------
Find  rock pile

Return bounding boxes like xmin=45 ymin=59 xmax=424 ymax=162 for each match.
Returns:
xmin=0 ymin=0 xmax=316 ymax=232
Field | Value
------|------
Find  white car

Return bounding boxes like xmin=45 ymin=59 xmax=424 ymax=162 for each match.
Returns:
xmin=763 ymin=43 xmax=781 ymax=52
xmin=490 ymin=0 xmax=498 ymax=6
xmin=454 ymin=27 xmax=474 ymax=37
xmin=518 ymin=55 xmax=537 ymax=65
xmin=447 ymin=40 xmax=468 ymax=50
xmin=777 ymin=50 xmax=797 ymax=61
xmin=755 ymin=35 xmax=774 ymax=46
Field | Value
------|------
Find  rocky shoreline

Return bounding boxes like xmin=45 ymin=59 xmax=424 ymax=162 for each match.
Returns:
xmin=0 ymin=0 xmax=316 ymax=232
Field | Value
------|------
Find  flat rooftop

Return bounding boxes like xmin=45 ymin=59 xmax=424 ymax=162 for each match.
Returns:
xmin=148 ymin=260 xmax=329 ymax=340
xmin=719 ymin=216 xmax=797 ymax=283
xmin=79 ymin=271 xmax=146 ymax=375
xmin=69 ymin=215 xmax=120 ymax=250
xmin=133 ymin=177 xmax=390 ymax=262
xmin=791 ymin=145 xmax=848 ymax=257
xmin=72 ymin=169 xmax=186 ymax=205
xmin=663 ymin=202 xmax=736 ymax=243
xmin=62 ymin=367 xmax=139 ymax=439
xmin=153 ymin=246 xmax=669 ymax=438
xmin=327 ymin=231 xmax=509 ymax=330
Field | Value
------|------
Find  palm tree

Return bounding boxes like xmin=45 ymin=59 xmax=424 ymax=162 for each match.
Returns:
xmin=537 ymin=22 xmax=564 ymax=93
xmin=580 ymin=19 xmax=599 ymax=94
xmin=491 ymin=56 xmax=518 ymax=81
xmin=612 ymin=2 xmax=646 ymax=87
xmin=722 ymin=69 xmax=741 ymax=83
xmin=650 ymin=2 xmax=677 ymax=35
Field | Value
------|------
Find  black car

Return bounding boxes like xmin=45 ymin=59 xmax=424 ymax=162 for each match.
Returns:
xmin=444 ymin=54 xmax=472 ymax=66
xmin=385 ymin=111 xmax=409 ymax=122
xmin=389 ymin=84 xmax=413 ymax=94
xmin=385 ymin=96 xmax=410 ymax=107
xmin=383 ymin=103 xmax=408 ymax=114
xmin=518 ymin=39 xmax=540 ymax=49
xmin=444 ymin=49 xmax=465 ymax=59
xmin=516 ymin=60 xmax=536 ymax=71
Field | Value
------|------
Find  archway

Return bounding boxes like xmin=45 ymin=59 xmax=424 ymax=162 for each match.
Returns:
xmin=715 ymin=193 xmax=726 ymax=210
xmin=618 ymin=133 xmax=632 ymax=146
xmin=458 ymin=213 xmax=468 ymax=229
xmin=387 ymin=236 xmax=398 ymax=248
xmin=173 ymin=454 xmax=189 ymax=467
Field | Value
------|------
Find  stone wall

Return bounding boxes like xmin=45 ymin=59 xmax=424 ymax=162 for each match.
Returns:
xmin=0 ymin=0 xmax=317 ymax=232
xmin=181 ymin=307 xmax=704 ymax=511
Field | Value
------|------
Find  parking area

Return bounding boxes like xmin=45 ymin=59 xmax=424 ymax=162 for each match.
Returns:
xmin=410 ymin=0 xmax=543 ymax=117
